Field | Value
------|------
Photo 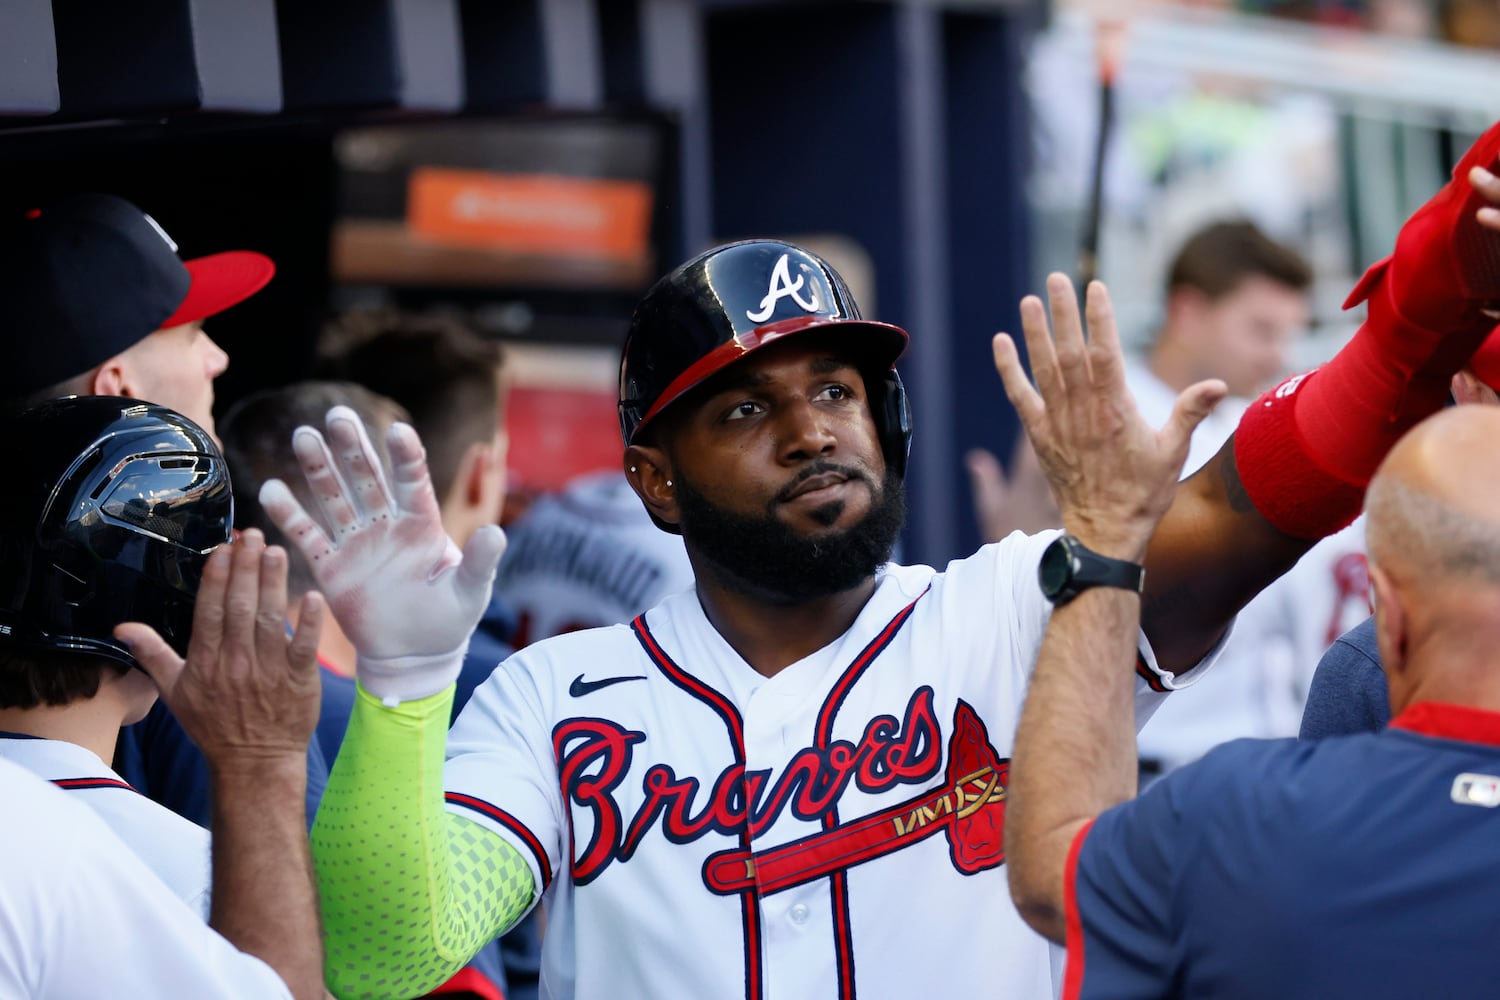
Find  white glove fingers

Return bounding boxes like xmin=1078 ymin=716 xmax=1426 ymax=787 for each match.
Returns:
xmin=325 ymin=405 xmax=397 ymax=523
xmin=292 ymin=425 xmax=361 ymax=540
xmin=386 ymin=422 xmax=447 ymax=521
xmin=259 ymin=478 xmax=336 ymax=568
xmin=455 ymin=524 xmax=507 ymax=597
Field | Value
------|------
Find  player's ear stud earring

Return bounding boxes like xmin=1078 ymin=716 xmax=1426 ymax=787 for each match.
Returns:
xmin=630 ymin=466 xmax=638 ymax=473
xmin=666 ymin=480 xmax=673 ymax=487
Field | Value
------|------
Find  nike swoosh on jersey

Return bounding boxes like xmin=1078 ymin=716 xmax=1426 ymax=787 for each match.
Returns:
xmin=569 ymin=674 xmax=648 ymax=697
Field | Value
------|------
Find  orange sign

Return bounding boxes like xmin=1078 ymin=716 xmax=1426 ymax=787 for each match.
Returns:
xmin=407 ymin=167 xmax=653 ymax=263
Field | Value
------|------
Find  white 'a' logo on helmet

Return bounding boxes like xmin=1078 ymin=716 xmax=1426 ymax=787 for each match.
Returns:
xmin=746 ymin=253 xmax=822 ymax=323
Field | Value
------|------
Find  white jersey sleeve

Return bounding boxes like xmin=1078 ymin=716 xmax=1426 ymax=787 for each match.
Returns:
xmin=949 ymin=529 xmax=1219 ymax=723
xmin=0 ymin=737 xmax=212 ymax=919
xmin=0 ymin=759 xmax=290 ymax=999
xmin=444 ymin=630 xmax=615 ymax=896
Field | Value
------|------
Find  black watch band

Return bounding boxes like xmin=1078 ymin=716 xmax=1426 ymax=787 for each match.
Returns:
xmin=1038 ymin=534 xmax=1146 ymax=606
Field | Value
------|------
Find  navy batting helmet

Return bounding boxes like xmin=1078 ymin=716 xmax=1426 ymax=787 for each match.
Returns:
xmin=618 ymin=240 xmax=912 ymax=478
xmin=0 ymin=397 xmax=233 ymax=670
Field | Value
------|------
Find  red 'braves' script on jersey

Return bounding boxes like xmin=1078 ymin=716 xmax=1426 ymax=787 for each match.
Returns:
xmin=701 ymin=700 xmax=1008 ymax=894
xmin=557 ymin=686 xmax=949 ymax=884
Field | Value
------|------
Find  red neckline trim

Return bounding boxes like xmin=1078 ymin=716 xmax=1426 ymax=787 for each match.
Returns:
xmin=1389 ymin=701 xmax=1500 ymax=747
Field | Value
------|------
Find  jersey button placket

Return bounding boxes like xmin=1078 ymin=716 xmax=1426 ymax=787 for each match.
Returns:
xmin=788 ymin=903 xmax=810 ymax=926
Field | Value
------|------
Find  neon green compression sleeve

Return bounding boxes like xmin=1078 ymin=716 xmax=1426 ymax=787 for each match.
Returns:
xmin=312 ymin=684 xmax=536 ymax=1000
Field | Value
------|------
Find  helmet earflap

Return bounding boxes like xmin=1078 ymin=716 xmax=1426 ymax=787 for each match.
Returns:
xmin=875 ymin=368 xmax=912 ymax=482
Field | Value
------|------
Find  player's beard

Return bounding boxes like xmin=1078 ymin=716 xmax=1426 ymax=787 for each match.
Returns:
xmin=674 ymin=462 xmax=906 ymax=605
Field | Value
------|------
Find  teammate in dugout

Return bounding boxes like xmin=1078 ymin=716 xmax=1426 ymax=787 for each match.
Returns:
xmin=0 ymin=397 xmax=327 ymax=999
xmin=1005 ymin=352 xmax=1500 ymax=997
xmin=270 ymin=120 xmax=1500 ymax=999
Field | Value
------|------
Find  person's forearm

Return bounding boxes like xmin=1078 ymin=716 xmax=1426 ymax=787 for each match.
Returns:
xmin=314 ymin=685 xmax=534 ymax=1000
xmin=1007 ymin=586 xmax=1142 ymax=943
xmin=1142 ymin=442 xmax=1310 ymax=673
xmin=209 ymin=752 xmax=324 ymax=1000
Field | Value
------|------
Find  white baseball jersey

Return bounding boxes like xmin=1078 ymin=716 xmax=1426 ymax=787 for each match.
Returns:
xmin=0 ymin=735 xmax=211 ymax=918
xmin=494 ymin=471 xmax=696 ymax=647
xmin=0 ymin=757 xmax=290 ymax=999
xmin=445 ymin=530 xmax=1216 ymax=999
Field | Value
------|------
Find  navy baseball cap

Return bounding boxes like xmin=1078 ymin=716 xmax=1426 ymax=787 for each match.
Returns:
xmin=0 ymin=193 xmax=274 ymax=397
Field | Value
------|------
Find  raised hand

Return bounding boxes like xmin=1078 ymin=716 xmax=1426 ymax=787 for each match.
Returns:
xmin=115 ymin=530 xmax=324 ymax=761
xmin=990 ymin=274 xmax=1226 ymax=560
xmin=259 ymin=405 xmax=508 ymax=702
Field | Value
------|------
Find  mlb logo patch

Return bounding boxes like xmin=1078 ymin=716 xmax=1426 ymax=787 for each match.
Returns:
xmin=1450 ymin=772 xmax=1500 ymax=808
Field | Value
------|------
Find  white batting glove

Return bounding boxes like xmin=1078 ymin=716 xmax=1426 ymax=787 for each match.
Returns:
xmin=259 ymin=405 xmax=508 ymax=704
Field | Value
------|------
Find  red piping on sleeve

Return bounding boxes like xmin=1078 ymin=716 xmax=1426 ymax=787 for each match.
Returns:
xmin=1061 ymin=818 xmax=1097 ymax=1000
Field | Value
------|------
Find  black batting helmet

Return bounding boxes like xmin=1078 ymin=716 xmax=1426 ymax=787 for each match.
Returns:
xmin=0 ymin=397 xmax=233 ymax=670
xmin=618 ymin=240 xmax=912 ymax=478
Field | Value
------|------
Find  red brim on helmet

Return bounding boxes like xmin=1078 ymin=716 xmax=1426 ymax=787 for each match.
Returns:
xmin=635 ymin=313 xmax=908 ymax=436
xmin=161 ymin=250 xmax=276 ymax=328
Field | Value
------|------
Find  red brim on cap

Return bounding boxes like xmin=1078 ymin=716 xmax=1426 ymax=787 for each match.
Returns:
xmin=161 ymin=250 xmax=275 ymax=328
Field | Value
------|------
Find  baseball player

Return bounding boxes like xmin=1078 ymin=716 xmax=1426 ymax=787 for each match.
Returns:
xmin=0 ymin=192 xmax=333 ymax=833
xmin=0 ymin=758 xmax=308 ymax=998
xmin=0 ymin=400 xmax=327 ymax=999
xmin=0 ymin=397 xmax=237 ymax=916
xmin=1299 ymin=330 xmax=1500 ymax=740
xmin=273 ymin=120 xmax=1500 ymax=1000
xmin=0 ymin=193 xmax=271 ymax=435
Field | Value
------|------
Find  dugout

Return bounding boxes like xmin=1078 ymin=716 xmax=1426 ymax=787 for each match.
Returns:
xmin=0 ymin=0 xmax=1043 ymax=567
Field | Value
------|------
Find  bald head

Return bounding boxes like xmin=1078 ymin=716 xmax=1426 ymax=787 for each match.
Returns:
xmin=1365 ymin=406 xmax=1500 ymax=712
xmin=1366 ymin=406 xmax=1500 ymax=588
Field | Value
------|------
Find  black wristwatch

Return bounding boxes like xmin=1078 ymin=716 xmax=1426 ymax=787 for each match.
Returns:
xmin=1038 ymin=534 xmax=1146 ymax=606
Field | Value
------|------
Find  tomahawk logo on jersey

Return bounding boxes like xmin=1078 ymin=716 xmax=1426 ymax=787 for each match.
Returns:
xmin=444 ymin=531 xmax=1213 ymax=999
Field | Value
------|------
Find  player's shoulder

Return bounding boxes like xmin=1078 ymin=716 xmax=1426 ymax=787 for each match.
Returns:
xmin=917 ymin=528 xmax=1059 ymax=594
xmin=0 ymin=757 xmax=119 ymax=858
xmin=507 ymin=621 xmax=641 ymax=672
xmin=1172 ymin=731 xmax=1388 ymax=817
xmin=1326 ymin=616 xmax=1380 ymax=666
xmin=1191 ymin=735 xmax=1307 ymax=776
xmin=875 ymin=560 xmax=938 ymax=597
xmin=472 ymin=622 xmax=645 ymax=719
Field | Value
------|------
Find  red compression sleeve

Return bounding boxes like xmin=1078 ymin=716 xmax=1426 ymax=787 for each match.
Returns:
xmin=1468 ymin=326 xmax=1500 ymax=392
xmin=1235 ymin=121 xmax=1500 ymax=540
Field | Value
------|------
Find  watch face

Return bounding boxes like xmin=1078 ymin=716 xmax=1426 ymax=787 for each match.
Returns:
xmin=1038 ymin=538 xmax=1074 ymax=598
